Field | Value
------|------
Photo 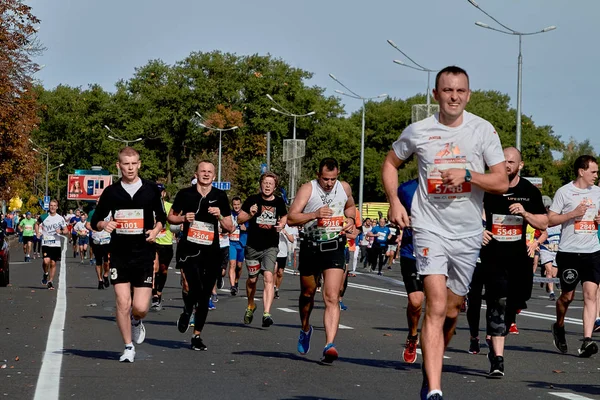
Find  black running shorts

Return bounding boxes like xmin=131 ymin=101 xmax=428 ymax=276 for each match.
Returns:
xmin=42 ymin=246 xmax=61 ymax=262
xmin=400 ymin=257 xmax=423 ymax=294
xmin=109 ymin=254 xmax=154 ymax=288
xmin=298 ymin=237 xmax=346 ymax=277
xmin=555 ymin=250 xmax=600 ymax=292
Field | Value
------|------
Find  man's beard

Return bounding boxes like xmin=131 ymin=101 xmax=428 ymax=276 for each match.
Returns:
xmin=508 ymin=171 xmax=518 ymax=182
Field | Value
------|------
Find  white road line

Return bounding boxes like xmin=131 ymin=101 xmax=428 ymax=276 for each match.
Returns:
xmin=549 ymin=393 xmax=596 ymax=399
xmin=545 ymin=305 xmax=583 ymax=309
xmin=416 ymin=349 xmax=450 ymax=359
xmin=339 ymin=324 xmax=354 ymax=330
xmin=277 ymin=307 xmax=298 ymax=313
xmin=34 ymin=236 xmax=67 ymax=400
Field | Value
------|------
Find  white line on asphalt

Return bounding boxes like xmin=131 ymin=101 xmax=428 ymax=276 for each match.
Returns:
xmin=338 ymin=324 xmax=354 ymax=330
xmin=11 ymin=261 xmax=30 ymax=265
xmin=549 ymin=393 xmax=596 ymax=399
xmin=34 ymin=236 xmax=67 ymax=400
xmin=277 ymin=307 xmax=298 ymax=313
xmin=545 ymin=305 xmax=583 ymax=309
xmin=416 ymin=349 xmax=450 ymax=359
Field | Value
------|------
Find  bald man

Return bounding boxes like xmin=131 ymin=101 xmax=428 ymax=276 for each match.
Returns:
xmin=479 ymin=147 xmax=548 ymax=377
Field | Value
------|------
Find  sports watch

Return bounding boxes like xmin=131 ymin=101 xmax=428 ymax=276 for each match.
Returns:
xmin=465 ymin=169 xmax=472 ymax=183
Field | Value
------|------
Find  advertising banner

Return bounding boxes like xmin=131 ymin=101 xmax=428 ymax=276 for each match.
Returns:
xmin=67 ymin=174 xmax=113 ymax=201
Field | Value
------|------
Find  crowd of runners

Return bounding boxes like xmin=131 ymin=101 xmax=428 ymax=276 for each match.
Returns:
xmin=10 ymin=66 xmax=600 ymax=400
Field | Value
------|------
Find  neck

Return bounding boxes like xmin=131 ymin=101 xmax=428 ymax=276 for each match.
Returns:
xmin=197 ymin=183 xmax=212 ymax=196
xmin=438 ymin=111 xmax=464 ymax=128
xmin=573 ymin=178 xmax=590 ymax=189
xmin=122 ymin=176 xmax=140 ymax=185
xmin=509 ymin=175 xmax=520 ymax=188
xmin=262 ymin=192 xmax=274 ymax=201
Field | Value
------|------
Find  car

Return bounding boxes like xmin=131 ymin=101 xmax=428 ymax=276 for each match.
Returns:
xmin=0 ymin=229 xmax=9 ymax=287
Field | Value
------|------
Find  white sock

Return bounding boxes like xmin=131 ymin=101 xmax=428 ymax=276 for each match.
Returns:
xmin=125 ymin=342 xmax=134 ymax=349
xmin=427 ymin=390 xmax=443 ymax=399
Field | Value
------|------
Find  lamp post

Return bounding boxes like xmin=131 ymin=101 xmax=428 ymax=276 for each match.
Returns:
xmin=328 ymin=74 xmax=387 ymax=217
xmin=104 ymin=125 xmax=143 ymax=147
xmin=467 ymin=0 xmax=556 ymax=150
xmin=194 ymin=112 xmax=239 ymax=184
xmin=29 ymin=138 xmax=50 ymax=197
xmin=387 ymin=40 xmax=437 ymax=114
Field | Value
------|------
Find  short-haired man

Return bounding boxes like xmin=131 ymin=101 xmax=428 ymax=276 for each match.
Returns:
xmin=288 ymin=158 xmax=356 ymax=364
xmin=548 ymin=155 xmax=600 ymax=358
xmin=237 ymin=172 xmax=287 ymax=327
xmin=382 ymin=66 xmax=508 ymax=400
xmin=18 ymin=211 xmax=36 ymax=262
xmin=228 ymin=196 xmax=248 ymax=295
xmin=86 ymin=203 xmax=111 ymax=290
xmin=35 ymin=200 xmax=69 ymax=289
xmin=74 ymin=213 xmax=90 ymax=264
xmin=91 ymin=147 xmax=166 ymax=363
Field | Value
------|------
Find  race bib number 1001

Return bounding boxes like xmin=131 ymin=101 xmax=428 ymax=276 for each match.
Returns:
xmin=426 ymin=158 xmax=472 ymax=202
xmin=491 ymin=214 xmax=523 ymax=242
xmin=115 ymin=209 xmax=144 ymax=235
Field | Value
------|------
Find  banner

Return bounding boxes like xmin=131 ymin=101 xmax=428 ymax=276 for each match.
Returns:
xmin=67 ymin=174 xmax=113 ymax=201
xmin=523 ymin=177 xmax=543 ymax=188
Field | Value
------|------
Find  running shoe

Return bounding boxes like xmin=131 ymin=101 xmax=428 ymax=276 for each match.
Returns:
xmin=103 ymin=276 xmax=110 ymax=288
xmin=41 ymin=272 xmax=48 ymax=285
xmin=208 ymin=298 xmax=216 ymax=310
xmin=230 ymin=285 xmax=238 ymax=296
xmin=47 ymin=281 xmax=54 ymax=290
xmin=131 ymin=319 xmax=146 ymax=344
xmin=403 ymin=334 xmax=418 ymax=363
xmin=594 ymin=318 xmax=600 ymax=333
xmin=551 ymin=323 xmax=568 ymax=354
xmin=274 ymin=288 xmax=280 ymax=299
xmin=189 ymin=312 xmax=195 ymax=328
xmin=469 ymin=337 xmax=480 ymax=355
xmin=98 ymin=281 xmax=104 ymax=290
xmin=211 ymin=293 xmax=219 ymax=303
xmin=549 ymin=292 xmax=556 ymax=301
xmin=177 ymin=311 xmax=191 ymax=333
xmin=348 ymin=272 xmax=356 ymax=277
xmin=508 ymin=323 xmax=519 ymax=335
xmin=488 ymin=355 xmax=504 ymax=378
xmin=316 ymin=286 xmax=321 ymax=293
xmin=339 ymin=301 xmax=348 ymax=311
xmin=320 ymin=343 xmax=338 ymax=364
xmin=377 ymin=272 xmax=382 ymax=276
xmin=217 ymin=276 xmax=224 ymax=290
xmin=243 ymin=306 xmax=256 ymax=324
xmin=119 ymin=345 xmax=135 ymax=363
xmin=151 ymin=296 xmax=161 ymax=310
xmin=427 ymin=395 xmax=443 ymax=400
xmin=262 ymin=313 xmax=274 ymax=327
xmin=191 ymin=335 xmax=207 ymax=351
xmin=297 ymin=326 xmax=313 ymax=355
xmin=578 ymin=338 xmax=598 ymax=358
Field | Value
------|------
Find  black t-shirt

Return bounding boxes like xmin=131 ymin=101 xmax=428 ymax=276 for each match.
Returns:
xmin=387 ymin=225 xmax=400 ymax=246
xmin=481 ymin=177 xmax=546 ymax=262
xmin=171 ymin=186 xmax=231 ymax=256
xmin=242 ymin=194 xmax=287 ymax=251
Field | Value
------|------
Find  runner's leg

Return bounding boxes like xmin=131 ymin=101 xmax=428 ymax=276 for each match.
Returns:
xmin=322 ymin=268 xmax=344 ymax=344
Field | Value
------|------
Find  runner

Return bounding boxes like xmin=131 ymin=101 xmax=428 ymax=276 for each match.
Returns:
xmin=228 ymin=196 xmax=248 ymax=296
xmin=288 ymin=157 xmax=356 ymax=364
xmin=382 ymin=66 xmax=507 ymax=400
xmin=86 ymin=204 xmax=111 ymax=290
xmin=538 ymin=195 xmax=561 ymax=301
xmin=211 ymin=226 xmax=230 ymax=309
xmin=236 ymin=172 xmax=287 ymax=328
xmin=91 ymin=147 xmax=166 ymax=363
xmin=397 ymin=178 xmax=422 ymax=364
xmin=74 ymin=213 xmax=90 ymax=264
xmin=35 ymin=200 xmax=68 ymax=290
xmin=275 ymin=224 xmax=297 ymax=300
xmin=69 ymin=209 xmax=81 ymax=258
xmin=152 ymin=183 xmax=174 ymax=311
xmin=168 ymin=160 xmax=232 ymax=350
xmin=32 ymin=215 xmax=42 ymax=259
xmin=385 ymin=223 xmax=401 ymax=270
xmin=479 ymin=147 xmax=547 ymax=378
xmin=18 ymin=211 xmax=36 ymax=262
xmin=359 ymin=218 xmax=373 ymax=269
xmin=548 ymin=155 xmax=600 ymax=358
xmin=339 ymin=222 xmax=358 ymax=311
xmin=367 ymin=218 xmax=390 ymax=275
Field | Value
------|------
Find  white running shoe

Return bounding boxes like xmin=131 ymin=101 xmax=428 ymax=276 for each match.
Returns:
xmin=119 ymin=346 xmax=135 ymax=362
xmin=131 ymin=319 xmax=146 ymax=345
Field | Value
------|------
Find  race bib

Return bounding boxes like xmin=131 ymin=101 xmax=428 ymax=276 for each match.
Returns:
xmin=42 ymin=234 xmax=56 ymax=246
xmin=426 ymin=158 xmax=472 ymax=202
xmin=246 ymin=259 xmax=261 ymax=275
xmin=317 ymin=216 xmax=344 ymax=232
xmin=156 ymin=228 xmax=167 ymax=239
xmin=24 ymin=225 xmax=33 ymax=232
xmin=92 ymin=230 xmax=111 ymax=245
xmin=377 ymin=231 xmax=386 ymax=240
xmin=491 ymin=214 xmax=523 ymax=242
xmin=574 ymin=206 xmax=598 ymax=234
xmin=187 ymin=220 xmax=214 ymax=245
xmin=115 ymin=209 xmax=144 ymax=235
xmin=230 ymin=228 xmax=240 ymax=241
xmin=545 ymin=243 xmax=559 ymax=252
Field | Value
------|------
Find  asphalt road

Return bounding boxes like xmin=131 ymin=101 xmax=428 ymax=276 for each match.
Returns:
xmin=1 ymin=237 xmax=599 ymax=400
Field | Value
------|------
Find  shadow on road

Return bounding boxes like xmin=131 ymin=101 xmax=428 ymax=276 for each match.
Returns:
xmin=62 ymin=348 xmax=121 ymax=360
xmin=144 ymin=337 xmax=188 ymax=349
xmin=525 ymin=380 xmax=600 ymax=396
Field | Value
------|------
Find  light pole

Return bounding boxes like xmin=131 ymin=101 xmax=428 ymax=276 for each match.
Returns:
xmin=387 ymin=40 xmax=438 ymax=115
xmin=266 ymin=94 xmax=315 ymax=140
xmin=104 ymin=125 xmax=143 ymax=147
xmin=328 ymin=74 xmax=387 ymax=218
xmin=194 ymin=112 xmax=239 ymax=184
xmin=29 ymin=138 xmax=50 ymax=197
xmin=468 ymin=0 xmax=556 ymax=150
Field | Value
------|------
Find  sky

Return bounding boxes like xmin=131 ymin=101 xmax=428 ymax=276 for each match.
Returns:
xmin=27 ymin=0 xmax=600 ymax=154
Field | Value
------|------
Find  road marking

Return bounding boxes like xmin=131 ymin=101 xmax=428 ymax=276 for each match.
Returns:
xmin=546 ymin=305 xmax=583 ymax=309
xmin=549 ymin=393 xmax=596 ymax=399
xmin=339 ymin=324 xmax=354 ymax=330
xmin=11 ymin=261 xmax=30 ymax=265
xmin=416 ymin=349 xmax=450 ymax=359
xmin=34 ymin=236 xmax=67 ymax=400
xmin=278 ymin=307 xmax=298 ymax=313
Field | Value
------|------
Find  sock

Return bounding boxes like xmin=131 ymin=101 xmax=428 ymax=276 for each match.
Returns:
xmin=427 ymin=390 xmax=443 ymax=399
xmin=125 ymin=342 xmax=134 ymax=349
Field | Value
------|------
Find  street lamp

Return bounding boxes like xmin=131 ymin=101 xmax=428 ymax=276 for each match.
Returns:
xmin=194 ymin=112 xmax=239 ymax=184
xmin=468 ymin=0 xmax=556 ymax=150
xmin=104 ymin=125 xmax=143 ymax=147
xmin=266 ymin=94 xmax=315 ymax=140
xmin=29 ymin=138 xmax=50 ymax=197
xmin=387 ymin=40 xmax=438 ymax=113
xmin=329 ymin=74 xmax=387 ymax=218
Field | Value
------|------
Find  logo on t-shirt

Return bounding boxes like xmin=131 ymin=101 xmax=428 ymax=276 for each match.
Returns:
xmin=256 ymin=206 xmax=277 ymax=228
xmin=435 ymin=143 xmax=461 ymax=158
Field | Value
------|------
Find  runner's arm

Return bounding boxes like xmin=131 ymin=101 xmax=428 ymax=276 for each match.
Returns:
xmin=287 ymin=182 xmax=317 ymax=226
xmin=342 ymin=181 xmax=356 ymax=226
xmin=547 ymin=210 xmax=574 ymax=227
xmin=537 ymin=229 xmax=548 ymax=245
xmin=382 ymin=151 xmax=410 ymax=228
xmin=235 ymin=210 xmax=252 ymax=225
xmin=469 ymin=162 xmax=509 ymax=194
xmin=522 ymin=211 xmax=548 ymax=231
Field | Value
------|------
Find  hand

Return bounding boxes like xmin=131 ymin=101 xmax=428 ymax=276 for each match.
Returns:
xmin=208 ymin=207 xmax=220 ymax=218
xmin=341 ymin=218 xmax=355 ymax=233
xmin=315 ymin=206 xmax=333 ymax=219
xmin=387 ymin=201 xmax=410 ymax=229
xmin=440 ymin=168 xmax=466 ymax=187
xmin=250 ymin=204 xmax=258 ymax=216
xmin=103 ymin=219 xmax=118 ymax=233
xmin=482 ymin=230 xmax=493 ymax=246
xmin=145 ymin=228 xmax=158 ymax=243
xmin=275 ymin=218 xmax=284 ymax=232
xmin=508 ymin=203 xmax=526 ymax=217
xmin=527 ymin=240 xmax=539 ymax=258
xmin=184 ymin=212 xmax=196 ymax=223
xmin=571 ymin=202 xmax=589 ymax=219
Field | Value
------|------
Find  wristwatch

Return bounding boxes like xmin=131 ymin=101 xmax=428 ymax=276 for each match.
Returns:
xmin=465 ymin=169 xmax=472 ymax=183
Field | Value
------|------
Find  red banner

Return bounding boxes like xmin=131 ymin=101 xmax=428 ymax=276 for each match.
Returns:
xmin=67 ymin=174 xmax=112 ymax=201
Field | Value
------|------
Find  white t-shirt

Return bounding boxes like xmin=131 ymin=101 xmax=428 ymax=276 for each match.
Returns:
xmin=392 ymin=111 xmax=505 ymax=239
xmin=74 ymin=221 xmax=88 ymax=236
xmin=549 ymin=182 xmax=600 ymax=253
xmin=121 ymin=179 xmax=143 ymax=199
xmin=278 ymin=225 xmax=298 ymax=257
xmin=40 ymin=214 xmax=67 ymax=247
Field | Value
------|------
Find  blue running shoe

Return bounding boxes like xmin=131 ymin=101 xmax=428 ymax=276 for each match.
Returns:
xmin=208 ymin=298 xmax=216 ymax=310
xmin=320 ymin=343 xmax=338 ymax=364
xmin=297 ymin=326 xmax=313 ymax=355
xmin=339 ymin=301 xmax=348 ymax=311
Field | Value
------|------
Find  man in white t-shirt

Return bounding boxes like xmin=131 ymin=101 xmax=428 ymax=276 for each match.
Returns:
xmin=382 ymin=66 xmax=508 ymax=400
xmin=548 ymin=155 xmax=600 ymax=358
xmin=275 ymin=224 xmax=297 ymax=299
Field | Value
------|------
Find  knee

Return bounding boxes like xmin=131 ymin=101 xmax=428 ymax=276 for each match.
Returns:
xmin=487 ymin=297 xmax=507 ymax=336
xmin=559 ymin=291 xmax=574 ymax=304
xmin=247 ymin=276 xmax=258 ymax=285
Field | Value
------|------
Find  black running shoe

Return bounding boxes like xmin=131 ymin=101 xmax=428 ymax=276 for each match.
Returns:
xmin=231 ymin=285 xmax=238 ymax=296
xmin=469 ymin=337 xmax=480 ymax=355
xmin=191 ymin=335 xmax=207 ymax=351
xmin=47 ymin=281 xmax=54 ymax=290
xmin=103 ymin=276 xmax=110 ymax=288
xmin=488 ymin=355 xmax=504 ymax=378
xmin=552 ymin=323 xmax=568 ymax=354
xmin=98 ymin=281 xmax=104 ymax=290
xmin=578 ymin=338 xmax=598 ymax=358
xmin=177 ymin=312 xmax=191 ymax=333
xmin=41 ymin=272 xmax=48 ymax=285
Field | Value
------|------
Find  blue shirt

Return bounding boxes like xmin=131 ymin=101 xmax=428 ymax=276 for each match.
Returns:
xmin=231 ymin=210 xmax=249 ymax=247
xmin=371 ymin=225 xmax=391 ymax=246
xmin=398 ymin=179 xmax=418 ymax=260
